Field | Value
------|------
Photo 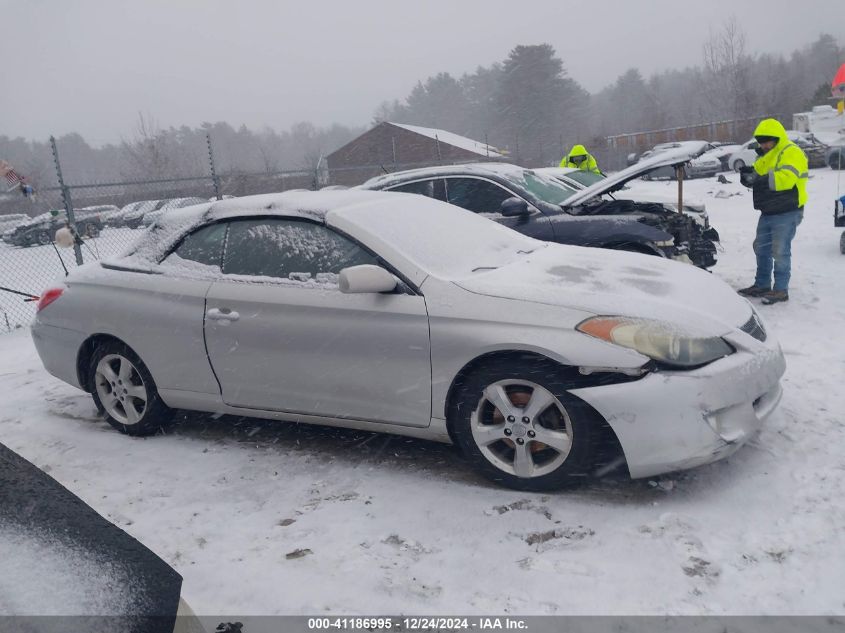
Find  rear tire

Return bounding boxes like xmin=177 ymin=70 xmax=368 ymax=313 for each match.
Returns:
xmin=88 ymin=341 xmax=173 ymax=436
xmin=449 ymin=358 xmax=612 ymax=491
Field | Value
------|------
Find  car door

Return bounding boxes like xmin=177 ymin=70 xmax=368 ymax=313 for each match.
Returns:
xmin=203 ymin=217 xmax=433 ymax=426
xmin=124 ymin=222 xmax=228 ymax=395
xmin=443 ymin=176 xmax=555 ymax=240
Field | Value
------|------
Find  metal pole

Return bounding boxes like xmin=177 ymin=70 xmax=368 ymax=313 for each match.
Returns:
xmin=485 ymin=133 xmax=490 ymax=158
xmin=391 ymin=136 xmax=397 ymax=169
xmin=206 ymin=133 xmax=222 ymax=200
xmin=50 ymin=136 xmax=83 ymax=266
xmin=434 ymin=135 xmax=442 ymax=164
xmin=676 ymin=164 xmax=684 ymax=214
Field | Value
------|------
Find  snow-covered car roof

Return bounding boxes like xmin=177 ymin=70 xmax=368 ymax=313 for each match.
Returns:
xmin=113 ymin=189 xmax=542 ymax=287
xmin=360 ymin=162 xmax=528 ymax=190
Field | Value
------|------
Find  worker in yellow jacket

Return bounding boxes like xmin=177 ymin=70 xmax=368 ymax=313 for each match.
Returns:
xmin=560 ymin=145 xmax=601 ymax=174
xmin=737 ymin=118 xmax=808 ymax=305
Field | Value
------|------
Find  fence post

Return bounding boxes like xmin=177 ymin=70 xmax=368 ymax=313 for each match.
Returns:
xmin=206 ymin=133 xmax=222 ymax=200
xmin=50 ymin=136 xmax=83 ymax=266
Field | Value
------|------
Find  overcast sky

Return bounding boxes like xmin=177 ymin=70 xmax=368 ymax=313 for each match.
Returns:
xmin=2 ymin=0 xmax=843 ymax=145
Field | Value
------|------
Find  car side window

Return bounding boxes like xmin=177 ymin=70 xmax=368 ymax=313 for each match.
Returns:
xmin=160 ymin=222 xmax=227 ymax=272
xmin=445 ymin=178 xmax=514 ymax=214
xmin=222 ymin=218 xmax=377 ymax=283
xmin=389 ymin=179 xmax=447 ymax=201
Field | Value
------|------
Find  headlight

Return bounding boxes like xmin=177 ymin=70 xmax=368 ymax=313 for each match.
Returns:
xmin=576 ymin=316 xmax=734 ymax=368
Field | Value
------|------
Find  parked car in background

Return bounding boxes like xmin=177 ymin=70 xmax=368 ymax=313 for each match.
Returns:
xmin=702 ymin=142 xmax=743 ymax=172
xmin=534 ymin=166 xmax=713 ymax=231
xmin=141 ymin=197 xmax=208 ymax=227
xmin=104 ymin=201 xmax=149 ymax=228
xmin=361 ymin=147 xmax=719 ymax=268
xmin=5 ymin=206 xmax=108 ymax=247
xmin=638 ymin=141 xmax=722 ymax=179
xmin=120 ymin=200 xmax=169 ymax=229
xmin=32 ymin=190 xmax=785 ymax=490
xmin=0 ymin=213 xmax=29 ymax=235
xmin=826 ymin=145 xmax=845 ymax=170
xmin=728 ymin=131 xmax=831 ymax=171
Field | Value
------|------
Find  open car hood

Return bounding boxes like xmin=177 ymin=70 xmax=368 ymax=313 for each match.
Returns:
xmin=561 ymin=146 xmax=705 ymax=208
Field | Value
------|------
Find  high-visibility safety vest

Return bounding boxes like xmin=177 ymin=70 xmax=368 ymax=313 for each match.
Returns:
xmin=560 ymin=144 xmax=601 ymax=174
xmin=752 ymin=118 xmax=808 ymax=214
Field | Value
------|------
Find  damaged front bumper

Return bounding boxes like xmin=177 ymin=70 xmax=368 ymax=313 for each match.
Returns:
xmin=569 ymin=329 xmax=786 ymax=479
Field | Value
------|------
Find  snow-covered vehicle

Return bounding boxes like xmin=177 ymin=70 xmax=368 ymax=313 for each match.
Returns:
xmin=827 ymin=145 xmax=845 ymax=170
xmin=0 ymin=213 xmax=29 ymax=235
xmin=533 ymin=166 xmax=712 ymax=229
xmin=32 ymin=190 xmax=785 ymax=491
xmin=361 ymin=147 xmax=719 ymax=268
xmin=141 ymin=197 xmax=208 ymax=227
xmin=638 ymin=141 xmax=722 ymax=179
xmin=4 ymin=206 xmax=109 ymax=247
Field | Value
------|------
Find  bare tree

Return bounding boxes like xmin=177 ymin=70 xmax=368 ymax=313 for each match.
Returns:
xmin=120 ymin=113 xmax=182 ymax=180
xmin=703 ymin=17 xmax=755 ymax=120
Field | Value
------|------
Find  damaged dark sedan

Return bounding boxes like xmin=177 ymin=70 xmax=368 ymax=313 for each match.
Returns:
xmin=360 ymin=148 xmax=720 ymax=268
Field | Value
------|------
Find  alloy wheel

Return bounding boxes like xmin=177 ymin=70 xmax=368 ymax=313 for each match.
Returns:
xmin=95 ymin=354 xmax=148 ymax=425
xmin=470 ymin=379 xmax=573 ymax=478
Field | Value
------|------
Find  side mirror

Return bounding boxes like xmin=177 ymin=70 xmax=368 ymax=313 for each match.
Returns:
xmin=339 ymin=265 xmax=397 ymax=294
xmin=500 ymin=197 xmax=529 ymax=217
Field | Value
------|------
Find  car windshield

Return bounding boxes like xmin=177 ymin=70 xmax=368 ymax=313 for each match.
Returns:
xmin=499 ymin=170 xmax=577 ymax=205
xmin=563 ymin=170 xmax=605 ymax=187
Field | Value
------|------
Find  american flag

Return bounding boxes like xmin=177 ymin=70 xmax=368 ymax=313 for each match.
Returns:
xmin=0 ymin=160 xmax=25 ymax=187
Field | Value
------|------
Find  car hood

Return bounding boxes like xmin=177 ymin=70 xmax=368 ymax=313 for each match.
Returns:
xmin=562 ymin=146 xmax=706 ymax=207
xmin=453 ymin=244 xmax=751 ymax=335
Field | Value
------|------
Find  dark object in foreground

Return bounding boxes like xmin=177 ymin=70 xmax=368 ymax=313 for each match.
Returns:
xmin=0 ymin=442 xmax=182 ymax=632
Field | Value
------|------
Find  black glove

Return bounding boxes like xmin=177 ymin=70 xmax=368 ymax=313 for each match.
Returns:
xmin=738 ymin=166 xmax=758 ymax=188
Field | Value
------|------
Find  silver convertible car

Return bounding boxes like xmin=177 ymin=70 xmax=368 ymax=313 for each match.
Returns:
xmin=32 ymin=191 xmax=786 ymax=490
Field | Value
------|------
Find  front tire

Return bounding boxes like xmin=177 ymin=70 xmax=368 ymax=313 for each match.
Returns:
xmin=89 ymin=342 xmax=173 ymax=436
xmin=449 ymin=358 xmax=611 ymax=491
xmin=733 ymin=159 xmax=746 ymax=172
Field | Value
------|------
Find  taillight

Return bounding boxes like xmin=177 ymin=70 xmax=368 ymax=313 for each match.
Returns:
xmin=36 ymin=287 xmax=64 ymax=313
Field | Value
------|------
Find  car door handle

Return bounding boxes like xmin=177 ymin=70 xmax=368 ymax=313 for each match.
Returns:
xmin=207 ymin=308 xmax=240 ymax=322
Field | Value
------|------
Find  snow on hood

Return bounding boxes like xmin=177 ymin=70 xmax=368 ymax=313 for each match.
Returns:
xmin=0 ymin=523 xmax=140 ymax=615
xmin=562 ymin=146 xmax=707 ymax=207
xmin=453 ymin=244 xmax=751 ymax=335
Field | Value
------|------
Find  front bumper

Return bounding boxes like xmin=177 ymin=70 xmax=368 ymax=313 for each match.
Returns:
xmin=31 ymin=322 xmax=88 ymax=390
xmin=570 ymin=331 xmax=786 ymax=478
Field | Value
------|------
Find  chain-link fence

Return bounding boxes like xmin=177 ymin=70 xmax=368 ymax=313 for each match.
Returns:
xmin=0 ymin=134 xmax=506 ymax=333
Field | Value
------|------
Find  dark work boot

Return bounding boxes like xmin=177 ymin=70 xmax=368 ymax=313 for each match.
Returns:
xmin=761 ymin=290 xmax=789 ymax=305
xmin=737 ymin=285 xmax=770 ymax=297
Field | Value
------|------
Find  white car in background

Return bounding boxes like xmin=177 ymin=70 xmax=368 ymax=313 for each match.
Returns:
xmin=728 ymin=131 xmax=830 ymax=171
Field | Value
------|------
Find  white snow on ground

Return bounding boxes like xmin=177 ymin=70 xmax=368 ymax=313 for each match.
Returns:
xmin=0 ymin=170 xmax=844 ymax=615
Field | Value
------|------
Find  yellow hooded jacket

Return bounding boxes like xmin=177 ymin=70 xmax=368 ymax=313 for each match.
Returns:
xmin=751 ymin=118 xmax=808 ymax=214
xmin=560 ymin=144 xmax=600 ymax=174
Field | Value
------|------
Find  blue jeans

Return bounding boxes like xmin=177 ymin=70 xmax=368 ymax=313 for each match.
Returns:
xmin=753 ymin=210 xmax=802 ymax=291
